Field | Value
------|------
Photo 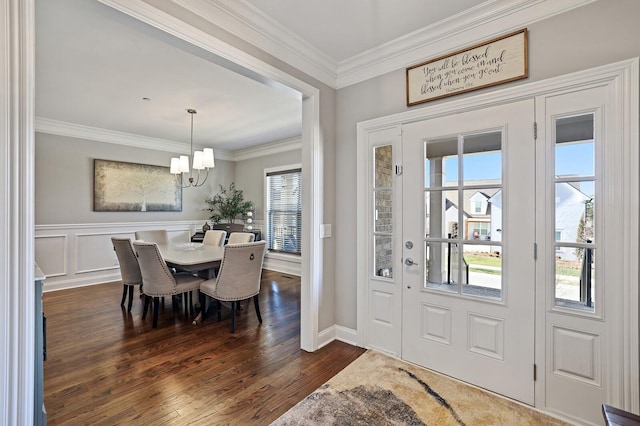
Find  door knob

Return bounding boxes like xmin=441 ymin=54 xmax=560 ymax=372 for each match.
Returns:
xmin=404 ymin=257 xmax=418 ymax=266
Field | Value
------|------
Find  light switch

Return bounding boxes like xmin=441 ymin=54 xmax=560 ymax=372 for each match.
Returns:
xmin=320 ymin=224 xmax=332 ymax=238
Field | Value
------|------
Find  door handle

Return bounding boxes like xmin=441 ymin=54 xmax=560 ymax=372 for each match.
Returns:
xmin=404 ymin=257 xmax=418 ymax=266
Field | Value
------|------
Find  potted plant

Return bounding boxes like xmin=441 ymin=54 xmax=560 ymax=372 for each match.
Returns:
xmin=204 ymin=182 xmax=254 ymax=226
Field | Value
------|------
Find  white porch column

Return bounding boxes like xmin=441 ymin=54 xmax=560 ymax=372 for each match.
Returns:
xmin=427 ymin=158 xmax=445 ymax=283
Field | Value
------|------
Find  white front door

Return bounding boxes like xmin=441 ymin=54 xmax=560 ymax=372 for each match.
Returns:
xmin=401 ymin=100 xmax=536 ymax=404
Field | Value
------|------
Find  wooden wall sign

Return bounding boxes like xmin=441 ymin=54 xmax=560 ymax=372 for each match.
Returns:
xmin=407 ymin=29 xmax=528 ymax=106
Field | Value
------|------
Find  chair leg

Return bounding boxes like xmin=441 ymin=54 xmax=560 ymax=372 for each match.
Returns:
xmin=199 ymin=292 xmax=207 ymax=321
xmin=230 ymin=301 xmax=237 ymax=333
xmin=142 ymin=295 xmax=151 ymax=319
xmin=121 ymin=285 xmax=128 ymax=306
xmin=216 ymin=300 xmax=222 ymax=321
xmin=253 ymin=295 xmax=262 ymax=324
xmin=152 ymin=297 xmax=160 ymax=328
xmin=127 ymin=286 xmax=134 ymax=312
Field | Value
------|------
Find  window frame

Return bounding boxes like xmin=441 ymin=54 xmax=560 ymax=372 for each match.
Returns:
xmin=264 ymin=164 xmax=303 ymax=255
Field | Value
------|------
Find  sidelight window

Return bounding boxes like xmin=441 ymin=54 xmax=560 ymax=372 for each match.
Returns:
xmin=553 ymin=113 xmax=596 ymax=312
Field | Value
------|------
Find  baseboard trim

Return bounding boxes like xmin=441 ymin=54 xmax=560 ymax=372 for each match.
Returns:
xmin=318 ymin=325 xmax=358 ymax=349
xmin=43 ymin=271 xmax=121 ymax=292
xmin=263 ymin=253 xmax=301 ymax=276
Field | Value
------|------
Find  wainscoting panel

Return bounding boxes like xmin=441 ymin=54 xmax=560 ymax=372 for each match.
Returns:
xmin=36 ymin=221 xmax=202 ymax=291
xmin=34 ymin=234 xmax=67 ymax=277
xmin=75 ymin=232 xmax=127 ymax=274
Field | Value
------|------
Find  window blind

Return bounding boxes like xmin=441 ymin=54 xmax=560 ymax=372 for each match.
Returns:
xmin=266 ymin=168 xmax=302 ymax=254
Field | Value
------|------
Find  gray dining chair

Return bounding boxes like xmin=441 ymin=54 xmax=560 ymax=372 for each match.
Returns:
xmin=111 ymin=237 xmax=143 ymax=312
xmin=133 ymin=241 xmax=204 ymax=328
xmin=199 ymin=240 xmax=266 ymax=333
xmin=203 ymin=230 xmax=227 ymax=247
xmin=227 ymin=232 xmax=255 ymax=245
xmin=134 ymin=229 xmax=168 ymax=244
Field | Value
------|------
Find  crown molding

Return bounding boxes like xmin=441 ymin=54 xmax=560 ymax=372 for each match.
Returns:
xmin=169 ymin=0 xmax=595 ymax=89
xmin=336 ymin=0 xmax=597 ymax=88
xmin=35 ymin=117 xmax=300 ymax=161
xmin=35 ymin=117 xmax=183 ymax=152
xmin=34 ymin=117 xmax=235 ymax=160
xmin=231 ymin=137 xmax=301 ymax=161
xmin=173 ymin=0 xmax=338 ymax=88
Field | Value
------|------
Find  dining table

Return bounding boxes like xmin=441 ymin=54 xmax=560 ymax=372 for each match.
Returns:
xmin=157 ymin=242 xmax=224 ymax=280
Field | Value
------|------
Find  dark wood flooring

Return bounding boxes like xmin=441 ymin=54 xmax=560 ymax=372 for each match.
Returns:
xmin=43 ymin=270 xmax=365 ymax=425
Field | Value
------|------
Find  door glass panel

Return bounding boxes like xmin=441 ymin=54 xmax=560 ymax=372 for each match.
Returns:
xmin=425 ymin=190 xmax=456 ymax=239
xmin=374 ymin=235 xmax=393 ymax=277
xmin=374 ymin=145 xmax=393 ymax=278
xmin=461 ymin=246 xmax=502 ymax=299
xmin=462 ymin=188 xmax=501 ymax=242
xmin=424 ymin=131 xmax=503 ymax=300
xmin=425 ymin=137 xmax=457 ymax=188
xmin=374 ymin=190 xmax=392 ymax=233
xmin=555 ymin=248 xmax=595 ymax=310
xmin=554 ymin=113 xmax=596 ymax=311
xmin=555 ymin=115 xmax=594 ymax=177
xmin=374 ymin=145 xmax=393 ymax=187
xmin=424 ymin=241 xmax=456 ymax=293
xmin=554 ymin=182 xmax=594 ymax=244
xmin=463 ymin=131 xmax=502 ymax=184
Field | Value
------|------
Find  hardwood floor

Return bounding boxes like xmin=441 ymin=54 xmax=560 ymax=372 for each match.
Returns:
xmin=43 ymin=270 xmax=365 ymax=425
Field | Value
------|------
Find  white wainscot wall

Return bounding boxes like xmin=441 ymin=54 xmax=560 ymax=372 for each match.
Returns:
xmin=35 ymin=220 xmax=301 ymax=292
xmin=35 ymin=221 xmax=202 ymax=292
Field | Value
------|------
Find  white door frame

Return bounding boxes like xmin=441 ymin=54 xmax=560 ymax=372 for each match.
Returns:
xmin=2 ymin=1 xmax=36 ymax=424
xmin=356 ymin=58 xmax=639 ymax=415
xmin=3 ymin=0 xmax=323 ymax=422
xmin=97 ymin=0 xmax=322 ymax=353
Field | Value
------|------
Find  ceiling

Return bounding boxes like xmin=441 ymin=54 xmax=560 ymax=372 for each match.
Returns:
xmin=245 ymin=0 xmax=486 ymax=63
xmin=35 ymin=0 xmax=495 ymax=154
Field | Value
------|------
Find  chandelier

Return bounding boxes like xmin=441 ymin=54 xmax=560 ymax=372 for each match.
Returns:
xmin=170 ymin=108 xmax=215 ymax=188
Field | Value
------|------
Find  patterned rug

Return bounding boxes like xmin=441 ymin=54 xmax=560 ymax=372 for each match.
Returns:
xmin=272 ymin=350 xmax=570 ymax=425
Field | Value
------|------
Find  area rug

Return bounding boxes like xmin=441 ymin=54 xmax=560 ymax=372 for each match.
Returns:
xmin=272 ymin=350 xmax=570 ymax=425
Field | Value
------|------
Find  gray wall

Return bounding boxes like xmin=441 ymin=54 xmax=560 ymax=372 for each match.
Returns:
xmin=35 ymin=132 xmax=235 ymax=224
xmin=334 ymin=0 xmax=640 ymax=328
xmin=145 ymin=0 xmax=339 ymax=331
xmin=234 ymin=150 xmax=302 ymax=222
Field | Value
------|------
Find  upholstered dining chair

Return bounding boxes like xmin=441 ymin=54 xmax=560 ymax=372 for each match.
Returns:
xmin=134 ymin=229 xmax=168 ymax=244
xmin=111 ymin=237 xmax=143 ymax=312
xmin=227 ymin=232 xmax=255 ymax=245
xmin=199 ymin=240 xmax=266 ymax=333
xmin=203 ymin=230 xmax=227 ymax=247
xmin=133 ymin=241 xmax=204 ymax=328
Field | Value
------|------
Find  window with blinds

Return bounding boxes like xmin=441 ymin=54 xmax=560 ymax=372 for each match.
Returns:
xmin=266 ymin=168 xmax=302 ymax=254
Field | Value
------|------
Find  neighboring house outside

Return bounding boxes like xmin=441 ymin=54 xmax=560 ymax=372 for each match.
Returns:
xmin=442 ymin=183 xmax=590 ymax=261
xmin=487 ymin=183 xmax=590 ymax=261
xmin=443 ymin=190 xmax=499 ymax=255
xmin=553 ymin=182 xmax=592 ymax=261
